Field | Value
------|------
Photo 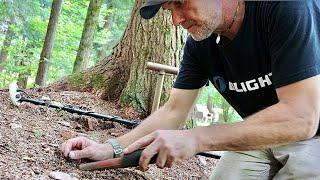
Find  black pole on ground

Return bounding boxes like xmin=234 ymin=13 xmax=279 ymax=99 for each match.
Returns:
xmin=20 ymin=97 xmax=139 ymax=128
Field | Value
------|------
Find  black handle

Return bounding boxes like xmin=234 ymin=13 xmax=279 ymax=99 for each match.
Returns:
xmin=121 ymin=149 xmax=158 ymax=168
xmin=121 ymin=149 xmax=221 ymax=168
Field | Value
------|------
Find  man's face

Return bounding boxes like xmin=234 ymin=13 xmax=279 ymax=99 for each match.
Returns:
xmin=162 ymin=0 xmax=222 ymax=41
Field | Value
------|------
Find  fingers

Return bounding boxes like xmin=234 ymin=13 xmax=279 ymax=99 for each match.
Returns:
xmin=139 ymin=141 xmax=161 ymax=171
xmin=124 ymin=133 xmax=156 ymax=154
xmin=155 ymin=148 xmax=168 ymax=169
xmin=60 ymin=137 xmax=91 ymax=157
xmin=68 ymin=148 xmax=92 ymax=160
xmin=165 ymin=155 xmax=177 ymax=168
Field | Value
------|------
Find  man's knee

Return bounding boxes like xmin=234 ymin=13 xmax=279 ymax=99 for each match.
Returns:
xmin=210 ymin=150 xmax=279 ymax=180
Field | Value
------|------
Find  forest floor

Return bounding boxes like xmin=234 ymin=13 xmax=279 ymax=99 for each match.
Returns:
xmin=0 ymin=87 xmax=218 ymax=180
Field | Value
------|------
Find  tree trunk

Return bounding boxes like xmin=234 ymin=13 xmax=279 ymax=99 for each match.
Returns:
xmin=221 ymin=100 xmax=230 ymax=123
xmin=73 ymin=0 xmax=103 ymax=73
xmin=97 ymin=2 xmax=114 ymax=62
xmin=0 ymin=16 xmax=15 ymax=71
xmin=35 ymin=0 xmax=63 ymax=86
xmin=101 ymin=0 xmax=113 ymax=30
xmin=17 ymin=60 xmax=29 ymax=89
xmin=55 ymin=0 xmax=186 ymax=116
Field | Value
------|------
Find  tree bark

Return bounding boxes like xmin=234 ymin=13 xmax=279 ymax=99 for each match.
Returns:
xmin=17 ymin=59 xmax=29 ymax=89
xmin=55 ymin=0 xmax=186 ymax=116
xmin=0 ymin=16 xmax=15 ymax=71
xmin=221 ymin=100 xmax=230 ymax=123
xmin=35 ymin=0 xmax=63 ymax=86
xmin=73 ymin=0 xmax=104 ymax=73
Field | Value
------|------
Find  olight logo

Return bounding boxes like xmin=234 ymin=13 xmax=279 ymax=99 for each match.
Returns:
xmin=213 ymin=76 xmax=227 ymax=93
xmin=229 ymin=73 xmax=273 ymax=92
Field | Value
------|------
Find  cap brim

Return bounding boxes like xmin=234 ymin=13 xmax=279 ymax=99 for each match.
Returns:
xmin=140 ymin=4 xmax=162 ymax=19
xmin=140 ymin=0 xmax=169 ymax=19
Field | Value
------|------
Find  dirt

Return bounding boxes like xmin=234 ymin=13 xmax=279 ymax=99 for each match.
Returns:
xmin=0 ymin=88 xmax=218 ymax=179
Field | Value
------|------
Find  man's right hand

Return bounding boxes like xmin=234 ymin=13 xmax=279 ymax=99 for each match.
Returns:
xmin=61 ymin=137 xmax=113 ymax=161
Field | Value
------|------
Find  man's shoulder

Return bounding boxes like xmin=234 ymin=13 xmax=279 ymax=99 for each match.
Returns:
xmin=250 ymin=0 xmax=319 ymax=15
xmin=249 ymin=0 xmax=317 ymax=8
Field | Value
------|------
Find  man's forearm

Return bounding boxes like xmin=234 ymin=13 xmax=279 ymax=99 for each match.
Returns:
xmin=192 ymin=101 xmax=318 ymax=152
xmin=117 ymin=104 xmax=188 ymax=148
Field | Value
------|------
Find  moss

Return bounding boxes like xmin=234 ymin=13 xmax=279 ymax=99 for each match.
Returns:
xmin=162 ymin=24 xmax=171 ymax=37
xmin=140 ymin=47 xmax=150 ymax=58
xmin=90 ymin=73 xmax=105 ymax=90
xmin=120 ymin=84 xmax=147 ymax=114
xmin=69 ymin=72 xmax=85 ymax=86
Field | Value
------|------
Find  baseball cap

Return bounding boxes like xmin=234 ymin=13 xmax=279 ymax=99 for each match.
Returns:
xmin=140 ymin=0 xmax=168 ymax=19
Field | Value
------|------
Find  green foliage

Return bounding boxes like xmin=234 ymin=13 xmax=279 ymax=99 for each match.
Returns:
xmin=0 ymin=0 xmax=135 ymax=89
xmin=195 ymin=83 xmax=242 ymax=124
xmin=57 ymin=109 xmax=65 ymax=116
xmin=185 ymin=119 xmax=195 ymax=129
xmin=34 ymin=128 xmax=42 ymax=137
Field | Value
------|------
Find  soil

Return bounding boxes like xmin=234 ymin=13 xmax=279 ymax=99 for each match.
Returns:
xmin=0 ymin=88 xmax=218 ymax=179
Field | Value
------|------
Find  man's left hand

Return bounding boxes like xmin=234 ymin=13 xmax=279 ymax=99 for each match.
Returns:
xmin=124 ymin=130 xmax=199 ymax=171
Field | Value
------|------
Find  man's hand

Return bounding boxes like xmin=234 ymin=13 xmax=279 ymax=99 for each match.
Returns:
xmin=61 ymin=137 xmax=113 ymax=161
xmin=124 ymin=130 xmax=198 ymax=171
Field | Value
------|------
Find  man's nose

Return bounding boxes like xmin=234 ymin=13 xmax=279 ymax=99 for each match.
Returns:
xmin=171 ymin=11 xmax=185 ymax=26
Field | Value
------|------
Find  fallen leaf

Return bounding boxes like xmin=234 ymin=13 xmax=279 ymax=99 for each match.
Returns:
xmin=60 ymin=131 xmax=72 ymax=140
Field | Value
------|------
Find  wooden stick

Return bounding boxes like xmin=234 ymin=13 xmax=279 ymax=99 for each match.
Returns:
xmin=151 ymin=71 xmax=165 ymax=113
xmin=146 ymin=62 xmax=178 ymax=75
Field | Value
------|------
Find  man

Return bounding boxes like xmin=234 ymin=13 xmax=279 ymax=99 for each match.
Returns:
xmin=61 ymin=0 xmax=320 ymax=179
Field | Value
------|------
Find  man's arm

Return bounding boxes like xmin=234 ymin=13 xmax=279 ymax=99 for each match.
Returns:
xmin=193 ymin=75 xmax=320 ymax=152
xmin=61 ymin=88 xmax=199 ymax=160
xmin=117 ymin=88 xmax=200 ymax=148
xmin=124 ymin=76 xmax=320 ymax=171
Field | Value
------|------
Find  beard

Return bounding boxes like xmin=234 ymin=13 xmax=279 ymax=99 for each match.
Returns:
xmin=189 ymin=2 xmax=222 ymax=41
xmin=189 ymin=24 xmax=214 ymax=41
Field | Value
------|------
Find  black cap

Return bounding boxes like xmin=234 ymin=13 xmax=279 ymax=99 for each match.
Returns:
xmin=140 ymin=0 xmax=168 ymax=19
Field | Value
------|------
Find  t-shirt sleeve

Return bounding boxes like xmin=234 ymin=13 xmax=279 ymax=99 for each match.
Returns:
xmin=268 ymin=1 xmax=320 ymax=88
xmin=173 ymin=37 xmax=208 ymax=89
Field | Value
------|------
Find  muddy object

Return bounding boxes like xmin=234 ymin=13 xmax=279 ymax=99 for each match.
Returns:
xmin=79 ymin=149 xmax=157 ymax=171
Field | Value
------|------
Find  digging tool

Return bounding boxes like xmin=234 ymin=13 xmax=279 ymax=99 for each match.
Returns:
xmin=79 ymin=149 xmax=221 ymax=171
xmin=79 ymin=149 xmax=156 ymax=171
xmin=8 ymin=82 xmax=221 ymax=160
xmin=9 ymin=82 xmax=139 ymax=128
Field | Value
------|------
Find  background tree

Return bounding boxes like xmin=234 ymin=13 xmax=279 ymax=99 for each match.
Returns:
xmin=73 ymin=0 xmax=104 ymax=73
xmin=96 ymin=0 xmax=114 ymax=62
xmin=35 ymin=0 xmax=63 ymax=86
xmin=0 ymin=0 xmax=134 ymax=88
xmin=0 ymin=15 xmax=15 ymax=71
xmin=0 ymin=0 xmax=41 ymax=87
xmin=56 ymin=0 xmax=187 ymax=115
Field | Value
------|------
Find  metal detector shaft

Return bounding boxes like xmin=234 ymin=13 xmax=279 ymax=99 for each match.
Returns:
xmin=20 ymin=97 xmax=138 ymax=127
xmin=196 ymin=152 xmax=221 ymax=159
